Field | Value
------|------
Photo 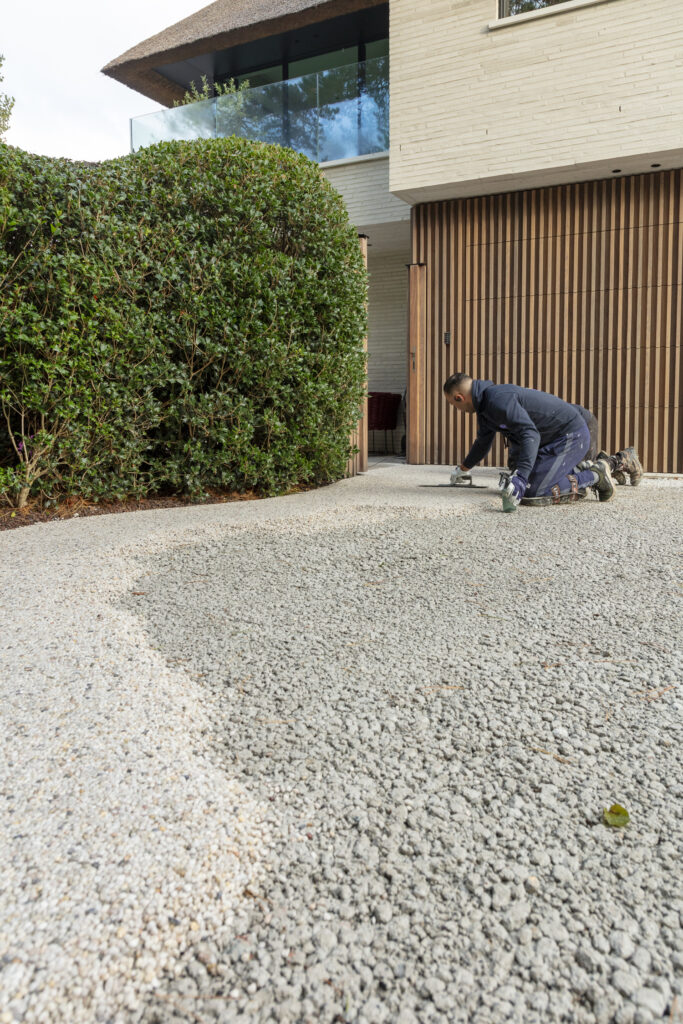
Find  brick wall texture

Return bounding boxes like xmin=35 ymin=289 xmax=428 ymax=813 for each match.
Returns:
xmin=322 ymin=156 xmax=410 ymax=230
xmin=390 ymin=0 xmax=683 ymax=202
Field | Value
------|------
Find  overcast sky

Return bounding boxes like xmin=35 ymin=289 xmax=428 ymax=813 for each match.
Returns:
xmin=2 ymin=1 xmax=205 ymax=162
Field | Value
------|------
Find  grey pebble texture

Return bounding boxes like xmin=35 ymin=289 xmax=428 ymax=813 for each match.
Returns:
xmin=1 ymin=462 xmax=682 ymax=1024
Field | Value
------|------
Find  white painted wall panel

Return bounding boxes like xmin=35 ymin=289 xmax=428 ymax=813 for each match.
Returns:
xmin=367 ymin=252 xmax=408 ymax=393
xmin=366 ymin=251 xmax=409 ymax=452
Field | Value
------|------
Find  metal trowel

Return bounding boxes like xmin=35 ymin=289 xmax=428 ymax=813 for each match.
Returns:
xmin=449 ymin=469 xmax=486 ymax=488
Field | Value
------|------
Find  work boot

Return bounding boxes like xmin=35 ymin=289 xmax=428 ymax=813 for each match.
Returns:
xmin=597 ymin=449 xmax=626 ymax=485
xmin=614 ymin=446 xmax=643 ymax=487
xmin=591 ymin=459 xmax=615 ymax=502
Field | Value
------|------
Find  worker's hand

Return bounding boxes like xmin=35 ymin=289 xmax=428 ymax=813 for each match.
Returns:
xmin=450 ymin=466 xmax=469 ymax=485
xmin=502 ymin=471 xmax=528 ymax=506
xmin=498 ymin=470 xmax=528 ymax=504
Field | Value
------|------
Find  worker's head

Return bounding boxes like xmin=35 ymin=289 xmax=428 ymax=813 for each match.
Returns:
xmin=443 ymin=373 xmax=475 ymax=413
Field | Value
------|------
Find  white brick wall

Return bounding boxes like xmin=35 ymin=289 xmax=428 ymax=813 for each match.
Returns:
xmin=321 ymin=155 xmax=410 ymax=233
xmin=389 ymin=0 xmax=683 ymax=202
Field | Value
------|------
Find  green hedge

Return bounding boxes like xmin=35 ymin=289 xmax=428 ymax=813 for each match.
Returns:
xmin=0 ymin=137 xmax=367 ymax=507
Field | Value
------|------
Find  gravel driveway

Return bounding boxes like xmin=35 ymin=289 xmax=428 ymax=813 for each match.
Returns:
xmin=1 ymin=462 xmax=681 ymax=1024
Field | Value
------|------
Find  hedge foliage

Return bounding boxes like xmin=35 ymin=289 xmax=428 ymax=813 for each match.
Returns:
xmin=0 ymin=137 xmax=367 ymax=507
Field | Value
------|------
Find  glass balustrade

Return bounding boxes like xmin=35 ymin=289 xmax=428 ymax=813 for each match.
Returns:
xmin=131 ymin=56 xmax=389 ymax=162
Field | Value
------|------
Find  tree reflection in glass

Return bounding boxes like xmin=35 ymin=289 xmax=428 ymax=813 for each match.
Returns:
xmin=132 ymin=56 xmax=389 ymax=162
xmin=502 ymin=0 xmax=568 ymax=15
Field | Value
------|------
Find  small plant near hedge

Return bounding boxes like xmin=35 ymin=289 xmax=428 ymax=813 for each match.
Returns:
xmin=0 ymin=55 xmax=13 ymax=140
xmin=0 ymin=137 xmax=367 ymax=508
xmin=173 ymin=75 xmax=249 ymax=107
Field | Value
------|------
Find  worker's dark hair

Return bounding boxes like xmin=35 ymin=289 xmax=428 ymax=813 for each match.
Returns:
xmin=443 ymin=372 xmax=472 ymax=396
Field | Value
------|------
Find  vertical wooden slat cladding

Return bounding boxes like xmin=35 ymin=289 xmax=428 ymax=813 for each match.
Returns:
xmin=414 ymin=169 xmax=683 ymax=474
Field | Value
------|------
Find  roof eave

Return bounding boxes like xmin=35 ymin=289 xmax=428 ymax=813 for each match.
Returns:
xmin=102 ymin=0 xmax=384 ymax=107
xmin=102 ymin=66 xmax=186 ymax=106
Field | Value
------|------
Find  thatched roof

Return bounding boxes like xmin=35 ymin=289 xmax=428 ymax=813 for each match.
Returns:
xmin=103 ymin=0 xmax=382 ymax=106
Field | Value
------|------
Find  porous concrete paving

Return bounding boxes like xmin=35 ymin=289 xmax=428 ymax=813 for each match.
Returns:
xmin=1 ymin=464 xmax=681 ymax=1024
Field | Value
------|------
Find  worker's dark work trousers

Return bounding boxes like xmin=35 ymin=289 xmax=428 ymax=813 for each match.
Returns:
xmin=526 ymin=422 xmax=595 ymax=497
xmin=577 ymin=408 xmax=599 ymax=460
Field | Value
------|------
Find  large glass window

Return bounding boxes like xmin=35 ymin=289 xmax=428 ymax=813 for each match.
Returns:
xmin=289 ymin=46 xmax=359 ymax=79
xmin=235 ymin=64 xmax=283 ymax=89
xmin=365 ymin=39 xmax=389 ymax=60
xmin=219 ymin=41 xmax=388 ymax=92
xmin=499 ymin=0 xmax=570 ymax=15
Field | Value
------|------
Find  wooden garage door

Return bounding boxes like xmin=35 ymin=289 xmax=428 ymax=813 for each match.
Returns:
xmin=412 ymin=169 xmax=683 ymax=474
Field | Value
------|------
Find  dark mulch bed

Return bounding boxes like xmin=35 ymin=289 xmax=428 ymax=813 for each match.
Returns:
xmin=0 ymin=491 xmax=267 ymax=531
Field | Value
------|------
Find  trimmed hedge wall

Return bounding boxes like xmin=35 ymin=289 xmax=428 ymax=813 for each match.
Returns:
xmin=0 ymin=137 xmax=367 ymax=507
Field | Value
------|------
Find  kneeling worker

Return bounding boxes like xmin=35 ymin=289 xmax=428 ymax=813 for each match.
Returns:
xmin=444 ymin=373 xmax=619 ymax=508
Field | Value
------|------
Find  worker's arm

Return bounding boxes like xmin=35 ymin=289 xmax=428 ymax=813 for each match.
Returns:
xmin=495 ymin=395 xmax=541 ymax=478
xmin=462 ymin=424 xmax=497 ymax=470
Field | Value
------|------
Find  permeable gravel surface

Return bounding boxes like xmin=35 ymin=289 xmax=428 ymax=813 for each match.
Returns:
xmin=1 ymin=465 xmax=681 ymax=1024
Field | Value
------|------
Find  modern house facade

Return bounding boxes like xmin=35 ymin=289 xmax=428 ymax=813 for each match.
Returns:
xmin=104 ymin=0 xmax=683 ymax=473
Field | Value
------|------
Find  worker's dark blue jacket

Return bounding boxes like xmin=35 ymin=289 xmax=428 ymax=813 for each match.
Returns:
xmin=462 ymin=380 xmax=587 ymax=479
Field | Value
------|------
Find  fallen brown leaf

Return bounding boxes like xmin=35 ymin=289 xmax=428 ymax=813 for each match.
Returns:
xmin=593 ymin=658 xmax=636 ymax=664
xmin=421 ymin=684 xmax=464 ymax=693
xmin=639 ymin=685 xmax=676 ymax=701
xmin=531 ymin=746 xmax=572 ymax=764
